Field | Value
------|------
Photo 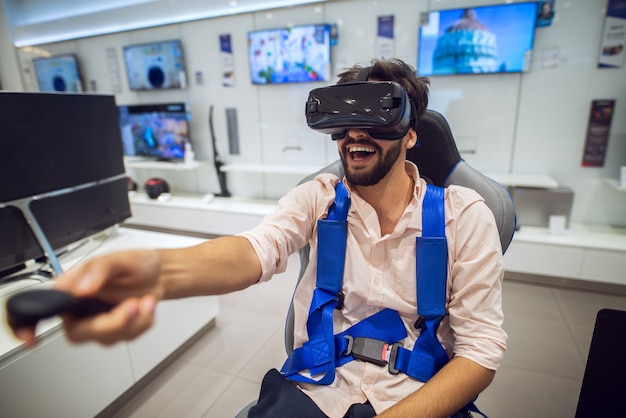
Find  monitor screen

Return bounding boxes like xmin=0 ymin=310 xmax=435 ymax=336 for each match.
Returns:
xmin=417 ymin=2 xmax=538 ymax=76
xmin=0 ymin=92 xmax=131 ymax=279
xmin=0 ymin=92 xmax=126 ymax=202
xmin=33 ymin=54 xmax=83 ymax=92
xmin=248 ymin=24 xmax=331 ymax=84
xmin=123 ymin=40 xmax=186 ymax=90
xmin=118 ymin=102 xmax=191 ymax=161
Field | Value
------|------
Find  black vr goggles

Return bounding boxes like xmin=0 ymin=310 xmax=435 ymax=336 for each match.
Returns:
xmin=305 ymin=81 xmax=414 ymax=140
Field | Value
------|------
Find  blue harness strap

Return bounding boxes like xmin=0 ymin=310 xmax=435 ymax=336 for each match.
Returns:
xmin=280 ymin=182 xmax=487 ymax=417
xmin=280 ymin=183 xmax=351 ymax=384
xmin=393 ymin=184 xmax=449 ymax=381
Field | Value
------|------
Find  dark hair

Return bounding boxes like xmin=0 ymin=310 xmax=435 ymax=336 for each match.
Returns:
xmin=337 ymin=58 xmax=430 ymax=122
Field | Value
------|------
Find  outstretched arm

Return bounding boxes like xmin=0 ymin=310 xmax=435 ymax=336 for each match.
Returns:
xmin=377 ymin=356 xmax=494 ymax=418
xmin=14 ymin=235 xmax=261 ymax=346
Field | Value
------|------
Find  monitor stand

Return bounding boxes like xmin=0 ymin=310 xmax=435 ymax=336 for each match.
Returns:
xmin=5 ymin=198 xmax=63 ymax=275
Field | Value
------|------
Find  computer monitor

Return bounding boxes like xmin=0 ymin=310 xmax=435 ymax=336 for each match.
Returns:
xmin=123 ymin=39 xmax=187 ymax=90
xmin=117 ymin=102 xmax=191 ymax=161
xmin=32 ymin=54 xmax=84 ymax=92
xmin=0 ymin=92 xmax=131 ymax=279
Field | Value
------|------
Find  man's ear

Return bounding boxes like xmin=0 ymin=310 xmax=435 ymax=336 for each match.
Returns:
xmin=405 ymin=128 xmax=418 ymax=149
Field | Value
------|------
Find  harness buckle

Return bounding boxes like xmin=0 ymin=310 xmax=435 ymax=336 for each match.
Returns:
xmin=414 ymin=314 xmax=446 ymax=330
xmin=334 ymin=291 xmax=344 ymax=310
xmin=343 ymin=336 xmax=402 ymax=373
xmin=413 ymin=315 xmax=425 ymax=330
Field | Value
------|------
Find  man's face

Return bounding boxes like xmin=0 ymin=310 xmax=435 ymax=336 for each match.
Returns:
xmin=337 ymin=129 xmax=405 ymax=186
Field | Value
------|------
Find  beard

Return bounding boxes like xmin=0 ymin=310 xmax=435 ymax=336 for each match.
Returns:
xmin=340 ymin=138 xmax=404 ymax=186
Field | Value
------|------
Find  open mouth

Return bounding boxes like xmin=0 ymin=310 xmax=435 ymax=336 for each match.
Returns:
xmin=347 ymin=144 xmax=377 ymax=162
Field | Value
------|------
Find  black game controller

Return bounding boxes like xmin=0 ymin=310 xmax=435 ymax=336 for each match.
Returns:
xmin=5 ymin=288 xmax=114 ymax=331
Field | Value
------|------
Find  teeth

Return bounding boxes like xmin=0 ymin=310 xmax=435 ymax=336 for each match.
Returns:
xmin=348 ymin=146 xmax=375 ymax=153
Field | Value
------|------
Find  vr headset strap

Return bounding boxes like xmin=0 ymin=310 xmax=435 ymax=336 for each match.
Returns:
xmin=356 ymin=66 xmax=371 ymax=81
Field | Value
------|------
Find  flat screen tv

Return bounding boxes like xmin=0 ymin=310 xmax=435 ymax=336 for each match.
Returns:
xmin=248 ymin=24 xmax=331 ymax=84
xmin=417 ymin=2 xmax=538 ymax=76
xmin=118 ymin=102 xmax=191 ymax=161
xmin=123 ymin=39 xmax=186 ymax=90
xmin=33 ymin=54 xmax=84 ymax=92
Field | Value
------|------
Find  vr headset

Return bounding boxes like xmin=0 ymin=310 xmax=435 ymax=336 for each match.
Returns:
xmin=305 ymin=81 xmax=415 ymax=140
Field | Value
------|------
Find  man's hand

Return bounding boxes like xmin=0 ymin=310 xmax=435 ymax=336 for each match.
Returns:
xmin=14 ymin=249 xmax=162 ymax=346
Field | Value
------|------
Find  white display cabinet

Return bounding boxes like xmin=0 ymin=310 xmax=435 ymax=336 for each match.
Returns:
xmin=0 ymin=228 xmax=219 ymax=418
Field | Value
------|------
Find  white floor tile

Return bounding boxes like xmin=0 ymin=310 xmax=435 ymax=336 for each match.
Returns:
xmin=113 ymin=361 xmax=234 ymax=417
xmin=502 ymin=280 xmax=563 ymax=321
xmin=155 ymin=366 xmax=236 ymax=418
xmin=237 ymin=326 xmax=288 ymax=384
xmin=479 ymin=364 xmax=582 ymax=418
xmin=180 ymin=307 xmax=282 ymax=376
xmin=553 ymin=287 xmax=626 ymax=328
xmin=202 ymin=378 xmax=261 ymax=418
xmin=502 ymin=312 xmax=586 ymax=380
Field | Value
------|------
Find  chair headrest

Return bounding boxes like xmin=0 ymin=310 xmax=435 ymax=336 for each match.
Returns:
xmin=407 ymin=109 xmax=462 ymax=186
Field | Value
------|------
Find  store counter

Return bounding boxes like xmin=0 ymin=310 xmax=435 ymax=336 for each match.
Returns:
xmin=0 ymin=227 xmax=218 ymax=418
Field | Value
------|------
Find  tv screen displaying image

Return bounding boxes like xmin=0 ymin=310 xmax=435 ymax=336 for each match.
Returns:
xmin=417 ymin=2 xmax=538 ymax=76
xmin=33 ymin=54 xmax=83 ymax=92
xmin=118 ymin=102 xmax=191 ymax=161
xmin=248 ymin=24 xmax=331 ymax=84
xmin=123 ymin=40 xmax=186 ymax=90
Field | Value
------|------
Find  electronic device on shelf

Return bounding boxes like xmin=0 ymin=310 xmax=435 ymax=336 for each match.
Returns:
xmin=118 ymin=102 xmax=191 ymax=162
xmin=32 ymin=54 xmax=84 ymax=92
xmin=123 ymin=39 xmax=187 ymax=91
xmin=417 ymin=2 xmax=538 ymax=76
xmin=0 ymin=92 xmax=131 ymax=280
xmin=247 ymin=23 xmax=331 ymax=85
xmin=144 ymin=178 xmax=170 ymax=199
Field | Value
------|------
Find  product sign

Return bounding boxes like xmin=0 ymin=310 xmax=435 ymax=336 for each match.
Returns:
xmin=536 ymin=1 xmax=555 ymax=27
xmin=598 ymin=0 xmax=626 ymax=68
xmin=581 ymin=99 xmax=616 ymax=167
xmin=220 ymin=34 xmax=235 ymax=87
xmin=376 ymin=15 xmax=394 ymax=58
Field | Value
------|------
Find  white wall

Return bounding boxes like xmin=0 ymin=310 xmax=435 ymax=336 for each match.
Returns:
xmin=1 ymin=0 xmax=625 ymax=226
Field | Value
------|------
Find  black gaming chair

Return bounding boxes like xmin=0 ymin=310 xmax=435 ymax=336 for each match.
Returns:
xmin=236 ymin=109 xmax=516 ymax=417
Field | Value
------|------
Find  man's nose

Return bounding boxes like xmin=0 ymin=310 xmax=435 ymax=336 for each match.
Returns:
xmin=346 ymin=128 xmax=369 ymax=139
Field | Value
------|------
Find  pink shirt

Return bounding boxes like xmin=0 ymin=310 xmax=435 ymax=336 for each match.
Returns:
xmin=240 ymin=162 xmax=507 ymax=417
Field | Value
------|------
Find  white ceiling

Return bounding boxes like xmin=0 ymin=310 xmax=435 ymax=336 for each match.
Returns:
xmin=3 ymin=0 xmax=329 ymax=46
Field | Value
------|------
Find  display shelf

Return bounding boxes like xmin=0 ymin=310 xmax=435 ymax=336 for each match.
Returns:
xmin=128 ymin=192 xmax=277 ymax=215
xmin=126 ymin=193 xmax=277 ymax=236
xmin=220 ymin=162 xmax=325 ymax=175
xmin=604 ymin=178 xmax=626 ymax=192
xmin=124 ymin=159 xmax=207 ymax=171
xmin=512 ymin=223 xmax=626 ymax=252
xmin=504 ymin=223 xmax=626 ymax=287
xmin=483 ymin=172 xmax=559 ymax=188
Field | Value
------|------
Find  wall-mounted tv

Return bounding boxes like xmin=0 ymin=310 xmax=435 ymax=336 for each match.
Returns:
xmin=118 ymin=102 xmax=191 ymax=161
xmin=248 ymin=24 xmax=331 ymax=84
xmin=417 ymin=2 xmax=538 ymax=76
xmin=33 ymin=54 xmax=83 ymax=92
xmin=123 ymin=39 xmax=186 ymax=90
